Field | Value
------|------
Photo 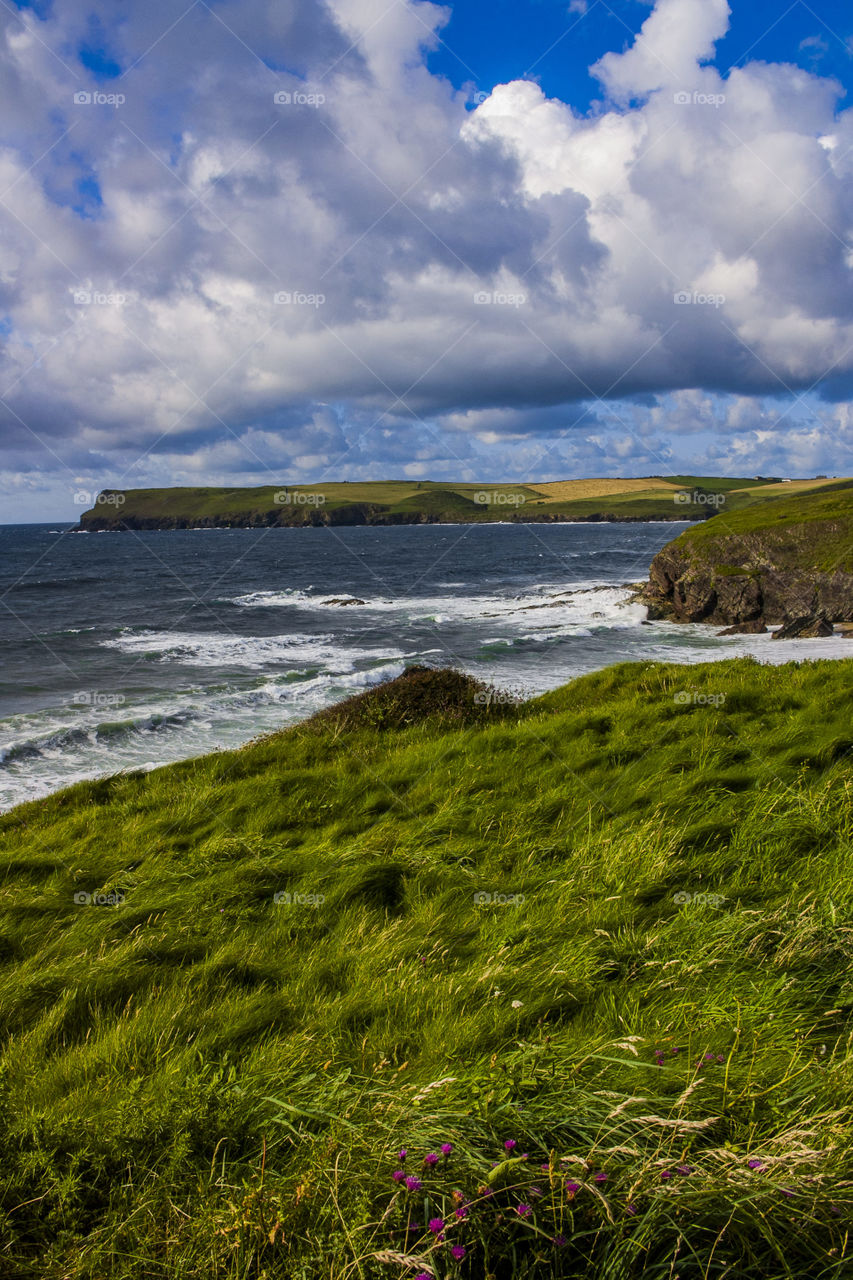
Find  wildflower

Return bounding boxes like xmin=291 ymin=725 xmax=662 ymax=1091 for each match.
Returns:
xmin=504 ymin=1139 xmax=517 ymax=1150
xmin=512 ymin=1000 xmax=523 ymax=1009
xmin=540 ymin=1163 xmax=550 ymax=1171
xmin=424 ymin=1153 xmax=440 ymax=1166
xmin=429 ymin=1217 xmax=445 ymax=1234
xmin=415 ymin=1274 xmax=431 ymax=1280
xmin=441 ymin=1143 xmax=453 ymax=1156
xmin=566 ymin=1180 xmax=580 ymax=1198
xmin=516 ymin=1203 xmax=532 ymax=1217
xmin=454 ymin=1205 xmax=468 ymax=1220
xmin=626 ymin=1202 xmax=637 ymax=1215
xmin=716 ymin=1054 xmax=725 ymax=1063
xmin=781 ymin=1189 xmax=794 ymax=1199
xmin=747 ymin=1160 xmax=766 ymax=1171
xmin=553 ymin=1234 xmax=568 ymax=1246
xmin=450 ymin=1245 xmax=466 ymax=1261
xmin=661 ymin=1170 xmax=673 ymax=1181
xmin=405 ymin=1176 xmax=423 ymax=1192
xmin=398 ymin=1149 xmax=407 ymax=1162
xmin=594 ymin=1172 xmax=607 ymax=1184
xmin=676 ymin=1165 xmax=693 ymax=1176
xmin=392 ymin=1170 xmax=406 ymax=1183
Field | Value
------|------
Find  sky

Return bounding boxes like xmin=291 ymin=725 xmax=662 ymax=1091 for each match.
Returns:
xmin=2 ymin=0 xmax=853 ymax=520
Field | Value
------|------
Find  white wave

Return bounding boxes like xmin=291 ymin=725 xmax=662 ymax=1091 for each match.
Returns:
xmin=228 ymin=583 xmax=648 ymax=631
xmin=101 ymin=628 xmax=404 ymax=669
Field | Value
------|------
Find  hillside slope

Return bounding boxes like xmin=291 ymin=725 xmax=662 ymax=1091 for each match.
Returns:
xmin=643 ymin=482 xmax=853 ymax=625
xmin=76 ymin=475 xmax=849 ymax=530
xmin=1 ymin=662 xmax=853 ymax=1277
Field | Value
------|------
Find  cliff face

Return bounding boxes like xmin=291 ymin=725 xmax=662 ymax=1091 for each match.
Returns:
xmin=642 ymin=489 xmax=853 ymax=625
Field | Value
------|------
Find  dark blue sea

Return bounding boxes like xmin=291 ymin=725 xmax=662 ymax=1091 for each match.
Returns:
xmin=2 ymin=521 xmax=847 ymax=810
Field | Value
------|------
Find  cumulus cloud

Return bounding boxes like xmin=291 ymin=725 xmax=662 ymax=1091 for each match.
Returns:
xmin=0 ymin=0 xmax=852 ymax=516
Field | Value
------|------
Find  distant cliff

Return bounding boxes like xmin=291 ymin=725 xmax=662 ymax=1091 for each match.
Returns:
xmin=641 ymin=483 xmax=853 ymax=627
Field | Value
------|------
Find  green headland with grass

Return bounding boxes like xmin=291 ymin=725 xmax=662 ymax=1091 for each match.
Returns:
xmin=2 ymin=660 xmax=853 ymax=1278
xmin=644 ymin=480 xmax=853 ymax=627
xmin=77 ymin=475 xmax=848 ymax=530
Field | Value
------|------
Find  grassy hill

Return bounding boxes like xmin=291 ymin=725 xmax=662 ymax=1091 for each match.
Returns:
xmin=2 ymin=661 xmax=853 ymax=1277
xmin=77 ymin=475 xmax=851 ymax=529
xmin=644 ymin=481 xmax=853 ymax=624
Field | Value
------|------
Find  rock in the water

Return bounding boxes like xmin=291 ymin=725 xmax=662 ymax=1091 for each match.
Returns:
xmin=772 ymin=614 xmax=834 ymax=640
xmin=718 ymin=620 xmax=768 ymax=635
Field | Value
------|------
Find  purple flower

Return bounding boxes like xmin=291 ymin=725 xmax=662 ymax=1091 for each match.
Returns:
xmin=454 ymin=1205 xmax=468 ymax=1220
xmin=415 ymin=1274 xmax=431 ymax=1280
xmin=594 ymin=1172 xmax=607 ymax=1184
xmin=428 ymin=1217 xmax=445 ymax=1234
xmin=424 ymin=1153 xmax=439 ymax=1166
xmin=748 ymin=1159 xmax=766 ymax=1171
xmin=392 ymin=1170 xmax=406 ymax=1183
xmin=405 ymin=1176 xmax=423 ymax=1192
xmin=516 ymin=1203 xmax=532 ymax=1217
xmin=626 ymin=1202 xmax=638 ymax=1216
xmin=781 ymin=1189 xmax=795 ymax=1199
xmin=441 ymin=1143 xmax=453 ymax=1156
xmin=398 ymin=1149 xmax=407 ymax=1162
xmin=566 ymin=1180 xmax=580 ymax=1198
xmin=553 ymin=1234 xmax=567 ymax=1247
xmin=504 ymin=1139 xmax=517 ymax=1150
xmin=661 ymin=1170 xmax=673 ymax=1181
xmin=676 ymin=1165 xmax=693 ymax=1176
xmin=450 ymin=1245 xmax=466 ymax=1261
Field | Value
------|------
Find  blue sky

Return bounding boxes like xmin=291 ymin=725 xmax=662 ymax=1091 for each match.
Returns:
xmin=429 ymin=0 xmax=853 ymax=109
xmin=2 ymin=0 xmax=853 ymax=519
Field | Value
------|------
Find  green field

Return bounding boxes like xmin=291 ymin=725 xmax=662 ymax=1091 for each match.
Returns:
xmin=77 ymin=475 xmax=852 ymax=528
xmin=2 ymin=661 xmax=853 ymax=1277
xmin=661 ymin=480 xmax=853 ymax=574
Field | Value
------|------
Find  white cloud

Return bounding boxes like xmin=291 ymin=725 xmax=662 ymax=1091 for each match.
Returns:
xmin=1 ymin=0 xmax=853 ymax=517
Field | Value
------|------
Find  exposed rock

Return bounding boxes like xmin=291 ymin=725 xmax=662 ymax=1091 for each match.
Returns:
xmin=642 ymin=489 xmax=853 ymax=629
xmin=771 ymin=614 xmax=834 ymax=640
xmin=717 ymin=620 xmax=768 ymax=635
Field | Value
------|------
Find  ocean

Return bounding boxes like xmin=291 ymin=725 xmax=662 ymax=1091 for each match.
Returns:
xmin=2 ymin=520 xmax=850 ymax=811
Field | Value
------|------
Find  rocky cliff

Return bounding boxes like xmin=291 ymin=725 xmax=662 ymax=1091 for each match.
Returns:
xmin=641 ymin=484 xmax=853 ymax=627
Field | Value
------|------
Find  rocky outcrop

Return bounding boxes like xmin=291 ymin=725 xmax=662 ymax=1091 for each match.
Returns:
xmin=771 ymin=613 xmax=834 ymax=640
xmin=641 ymin=496 xmax=853 ymax=630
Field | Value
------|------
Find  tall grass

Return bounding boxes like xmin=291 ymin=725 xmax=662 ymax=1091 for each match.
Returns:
xmin=1 ymin=659 xmax=852 ymax=1276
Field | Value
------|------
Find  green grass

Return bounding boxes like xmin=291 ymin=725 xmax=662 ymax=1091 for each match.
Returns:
xmin=78 ymin=476 xmax=852 ymax=528
xmin=2 ymin=660 xmax=853 ymax=1278
xmin=665 ymin=481 xmax=853 ymax=573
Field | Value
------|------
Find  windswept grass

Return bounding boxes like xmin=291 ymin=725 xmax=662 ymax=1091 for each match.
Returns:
xmin=1 ymin=660 xmax=853 ymax=1277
